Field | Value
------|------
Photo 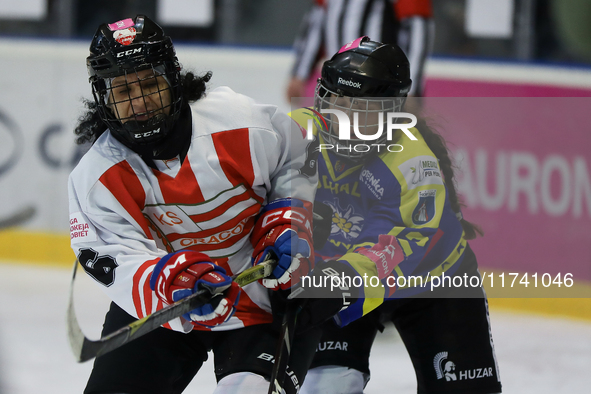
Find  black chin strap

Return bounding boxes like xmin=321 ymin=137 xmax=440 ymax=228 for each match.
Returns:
xmin=137 ymin=104 xmax=192 ymax=168
xmin=149 ymin=104 xmax=192 ymax=161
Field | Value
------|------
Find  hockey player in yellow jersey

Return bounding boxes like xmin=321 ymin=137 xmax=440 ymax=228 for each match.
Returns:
xmin=291 ymin=37 xmax=502 ymax=393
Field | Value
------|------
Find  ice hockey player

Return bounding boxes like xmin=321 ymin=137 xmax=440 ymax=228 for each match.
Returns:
xmin=69 ymin=14 xmax=320 ymax=394
xmin=290 ymin=37 xmax=503 ymax=394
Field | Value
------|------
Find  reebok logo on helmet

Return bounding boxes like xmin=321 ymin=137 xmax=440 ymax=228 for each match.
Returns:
xmin=337 ymin=77 xmax=362 ymax=89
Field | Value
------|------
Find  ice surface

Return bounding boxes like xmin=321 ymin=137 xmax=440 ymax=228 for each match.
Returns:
xmin=0 ymin=262 xmax=589 ymax=393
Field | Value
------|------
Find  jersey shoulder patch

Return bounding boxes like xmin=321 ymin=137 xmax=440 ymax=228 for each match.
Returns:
xmin=397 ymin=155 xmax=443 ymax=190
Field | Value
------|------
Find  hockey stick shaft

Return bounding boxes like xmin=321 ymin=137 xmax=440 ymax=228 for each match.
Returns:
xmin=67 ymin=256 xmax=275 ymax=363
xmin=268 ymin=301 xmax=301 ymax=394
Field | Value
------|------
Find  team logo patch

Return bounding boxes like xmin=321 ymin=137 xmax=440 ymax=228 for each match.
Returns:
xmin=113 ymin=27 xmax=137 ymax=45
xmin=434 ymin=351 xmax=495 ymax=382
xmin=434 ymin=352 xmax=457 ymax=381
xmin=412 ymin=189 xmax=436 ymax=225
xmin=326 ymin=200 xmax=363 ymax=240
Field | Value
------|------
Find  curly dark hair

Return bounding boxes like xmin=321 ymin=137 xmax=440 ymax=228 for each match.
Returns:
xmin=414 ymin=118 xmax=484 ymax=240
xmin=74 ymin=71 xmax=212 ymax=145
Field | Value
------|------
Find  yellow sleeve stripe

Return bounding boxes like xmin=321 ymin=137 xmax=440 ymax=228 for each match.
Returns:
xmin=424 ymin=237 xmax=468 ymax=280
xmin=338 ymin=252 xmax=386 ymax=316
xmin=395 ymin=236 xmax=467 ymax=291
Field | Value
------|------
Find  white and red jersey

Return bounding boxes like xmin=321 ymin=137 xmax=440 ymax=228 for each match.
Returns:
xmin=68 ymin=87 xmax=318 ymax=332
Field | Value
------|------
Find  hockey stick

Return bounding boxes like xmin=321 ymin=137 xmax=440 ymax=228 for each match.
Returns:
xmin=268 ymin=300 xmax=301 ymax=394
xmin=0 ymin=206 xmax=36 ymax=229
xmin=67 ymin=256 xmax=275 ymax=363
xmin=266 ymin=202 xmax=332 ymax=393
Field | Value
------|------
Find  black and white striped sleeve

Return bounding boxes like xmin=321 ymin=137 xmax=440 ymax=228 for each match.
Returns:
xmin=396 ymin=15 xmax=434 ymax=96
xmin=291 ymin=4 xmax=327 ymax=80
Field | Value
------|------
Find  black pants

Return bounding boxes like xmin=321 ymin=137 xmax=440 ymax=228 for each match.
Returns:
xmin=310 ymin=246 xmax=503 ymax=393
xmin=85 ymin=302 xmax=321 ymax=394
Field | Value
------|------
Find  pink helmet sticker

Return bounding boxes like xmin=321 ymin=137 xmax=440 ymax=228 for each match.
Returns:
xmin=108 ymin=18 xmax=135 ymax=31
xmin=338 ymin=36 xmax=368 ymax=54
xmin=113 ymin=27 xmax=137 ymax=46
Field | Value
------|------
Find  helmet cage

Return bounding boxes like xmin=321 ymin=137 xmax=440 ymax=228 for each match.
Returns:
xmin=86 ymin=15 xmax=183 ymax=151
xmin=314 ymin=81 xmax=406 ymax=161
xmin=90 ymin=63 xmax=183 ymax=147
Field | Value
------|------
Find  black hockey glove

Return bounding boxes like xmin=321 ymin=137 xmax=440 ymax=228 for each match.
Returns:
xmin=292 ymin=260 xmax=359 ymax=331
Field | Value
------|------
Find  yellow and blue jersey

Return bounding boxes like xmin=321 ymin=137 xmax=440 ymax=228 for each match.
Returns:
xmin=290 ymin=108 xmax=469 ymax=326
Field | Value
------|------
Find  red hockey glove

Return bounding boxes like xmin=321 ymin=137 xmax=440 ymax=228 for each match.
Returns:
xmin=250 ymin=198 xmax=314 ymax=291
xmin=149 ymin=250 xmax=241 ymax=328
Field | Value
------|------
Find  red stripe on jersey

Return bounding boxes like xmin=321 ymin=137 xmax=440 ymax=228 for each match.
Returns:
xmin=187 ymin=190 xmax=254 ymax=224
xmin=188 ymin=202 xmax=260 ymax=238
xmin=132 ymin=258 xmax=159 ymax=318
xmin=422 ymin=228 xmax=444 ymax=259
xmin=99 ymin=161 xmax=152 ymax=239
xmin=153 ymin=157 xmax=204 ymax=205
xmin=394 ymin=0 xmax=432 ymax=19
xmin=212 ymin=129 xmax=256 ymax=190
xmin=233 ymin=290 xmax=273 ymax=326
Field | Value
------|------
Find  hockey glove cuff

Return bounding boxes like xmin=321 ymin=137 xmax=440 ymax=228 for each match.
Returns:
xmin=250 ymin=198 xmax=314 ymax=291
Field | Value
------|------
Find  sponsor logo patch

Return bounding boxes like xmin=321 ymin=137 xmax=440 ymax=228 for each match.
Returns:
xmin=398 ymin=156 xmax=443 ymax=190
xmin=358 ymin=234 xmax=404 ymax=280
xmin=434 ymin=352 xmax=495 ymax=382
xmin=70 ymin=212 xmax=97 ymax=243
xmin=360 ymin=169 xmax=384 ymax=199
xmin=316 ymin=341 xmax=349 ymax=351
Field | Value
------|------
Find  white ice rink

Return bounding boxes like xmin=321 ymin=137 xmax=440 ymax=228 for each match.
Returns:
xmin=0 ymin=262 xmax=589 ymax=394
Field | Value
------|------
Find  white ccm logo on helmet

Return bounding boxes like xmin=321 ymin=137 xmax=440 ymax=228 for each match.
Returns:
xmin=135 ymin=128 xmax=161 ymax=138
xmin=116 ymin=48 xmax=142 ymax=58
xmin=337 ymin=77 xmax=362 ymax=89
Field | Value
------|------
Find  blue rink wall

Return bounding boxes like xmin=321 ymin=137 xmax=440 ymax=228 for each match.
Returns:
xmin=0 ymin=38 xmax=589 ymax=321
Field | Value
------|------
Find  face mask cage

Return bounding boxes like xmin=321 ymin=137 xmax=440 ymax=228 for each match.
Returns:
xmin=314 ymin=81 xmax=406 ymax=161
xmin=91 ymin=64 xmax=182 ymax=147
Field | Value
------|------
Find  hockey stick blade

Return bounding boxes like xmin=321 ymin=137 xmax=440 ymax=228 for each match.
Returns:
xmin=67 ymin=256 xmax=275 ymax=363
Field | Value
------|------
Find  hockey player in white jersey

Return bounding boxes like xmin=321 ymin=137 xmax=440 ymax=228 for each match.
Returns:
xmin=69 ymin=15 xmax=320 ymax=394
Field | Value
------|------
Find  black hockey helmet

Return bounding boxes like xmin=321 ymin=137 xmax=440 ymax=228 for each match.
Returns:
xmin=87 ymin=15 xmax=183 ymax=155
xmin=315 ymin=36 xmax=412 ymax=160
xmin=319 ymin=36 xmax=411 ymax=97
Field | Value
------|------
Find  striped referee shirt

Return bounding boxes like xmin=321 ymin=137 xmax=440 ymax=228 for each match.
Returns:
xmin=291 ymin=0 xmax=434 ymax=96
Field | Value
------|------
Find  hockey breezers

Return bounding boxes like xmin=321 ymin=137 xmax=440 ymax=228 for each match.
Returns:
xmin=67 ymin=255 xmax=275 ymax=363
